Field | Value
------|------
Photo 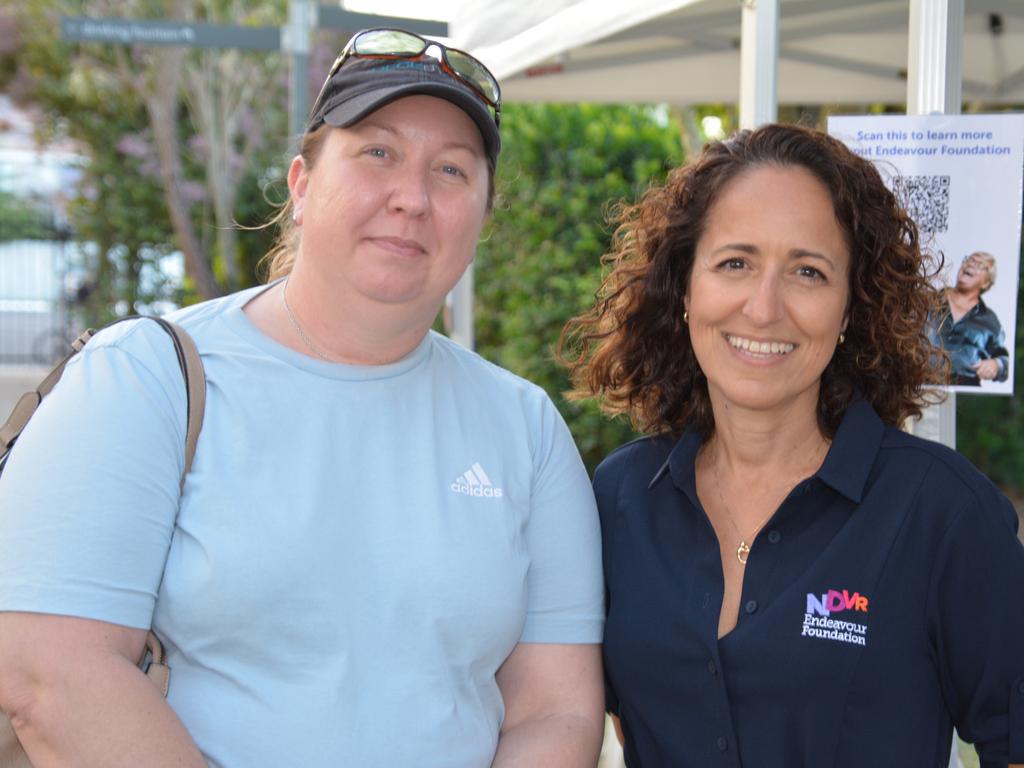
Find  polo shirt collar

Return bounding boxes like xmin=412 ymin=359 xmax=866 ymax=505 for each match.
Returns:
xmin=815 ymin=398 xmax=884 ymax=502
xmin=648 ymin=430 xmax=703 ymax=509
xmin=647 ymin=398 xmax=885 ymax=504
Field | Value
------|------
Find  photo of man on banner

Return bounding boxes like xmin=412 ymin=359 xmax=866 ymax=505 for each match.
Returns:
xmin=928 ymin=250 xmax=1009 ymax=386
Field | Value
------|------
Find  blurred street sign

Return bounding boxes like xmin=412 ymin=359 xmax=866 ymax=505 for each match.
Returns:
xmin=60 ymin=17 xmax=280 ymax=51
xmin=60 ymin=11 xmax=448 ymax=51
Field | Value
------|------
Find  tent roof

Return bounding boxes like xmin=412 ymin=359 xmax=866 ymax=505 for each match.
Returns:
xmin=451 ymin=0 xmax=1024 ymax=105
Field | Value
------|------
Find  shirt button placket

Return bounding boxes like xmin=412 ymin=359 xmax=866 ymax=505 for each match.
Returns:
xmin=706 ymin=652 xmax=731 ymax=762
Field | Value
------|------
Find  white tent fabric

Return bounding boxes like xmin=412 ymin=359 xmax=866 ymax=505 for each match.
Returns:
xmin=451 ymin=0 xmax=1024 ymax=105
xmin=451 ymin=0 xmax=702 ymax=77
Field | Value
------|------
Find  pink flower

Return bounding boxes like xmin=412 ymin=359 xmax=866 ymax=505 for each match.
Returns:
xmin=178 ymin=180 xmax=206 ymax=203
xmin=116 ymin=134 xmax=150 ymax=159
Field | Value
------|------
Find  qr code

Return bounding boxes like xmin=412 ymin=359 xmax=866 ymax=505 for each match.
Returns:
xmin=892 ymin=175 xmax=950 ymax=233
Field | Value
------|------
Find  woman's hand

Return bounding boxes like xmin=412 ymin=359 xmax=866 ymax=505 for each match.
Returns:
xmin=492 ymin=642 xmax=604 ymax=767
xmin=0 ymin=612 xmax=206 ymax=768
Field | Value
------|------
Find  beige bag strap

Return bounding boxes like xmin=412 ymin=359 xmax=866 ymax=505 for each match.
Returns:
xmin=148 ymin=318 xmax=206 ymax=485
xmin=0 ymin=317 xmax=206 ymax=487
xmin=144 ymin=626 xmax=172 ymax=695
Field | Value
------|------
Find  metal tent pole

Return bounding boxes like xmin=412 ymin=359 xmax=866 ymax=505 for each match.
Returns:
xmin=739 ymin=0 xmax=779 ymax=130
xmin=448 ymin=264 xmax=475 ymax=351
xmin=906 ymin=0 xmax=964 ymax=449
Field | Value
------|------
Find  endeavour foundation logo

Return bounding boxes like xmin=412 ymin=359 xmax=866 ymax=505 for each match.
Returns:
xmin=800 ymin=588 xmax=869 ymax=647
xmin=450 ymin=462 xmax=504 ymax=499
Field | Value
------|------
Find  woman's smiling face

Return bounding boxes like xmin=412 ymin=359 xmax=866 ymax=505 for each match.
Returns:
xmin=685 ymin=164 xmax=851 ymax=418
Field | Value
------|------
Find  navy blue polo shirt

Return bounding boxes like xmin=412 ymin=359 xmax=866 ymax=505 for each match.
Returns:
xmin=595 ymin=400 xmax=1024 ymax=768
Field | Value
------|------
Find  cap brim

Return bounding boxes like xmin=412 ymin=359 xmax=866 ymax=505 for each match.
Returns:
xmin=321 ymin=81 xmax=500 ymax=165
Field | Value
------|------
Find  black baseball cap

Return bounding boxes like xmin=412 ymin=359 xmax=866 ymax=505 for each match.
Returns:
xmin=307 ymin=57 xmax=501 ymax=167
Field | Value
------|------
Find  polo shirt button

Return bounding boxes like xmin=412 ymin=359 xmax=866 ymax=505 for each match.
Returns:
xmin=716 ymin=736 xmax=729 ymax=752
xmin=767 ymin=530 xmax=781 ymax=543
xmin=745 ymin=600 xmax=758 ymax=614
xmin=707 ymin=659 xmax=717 ymax=676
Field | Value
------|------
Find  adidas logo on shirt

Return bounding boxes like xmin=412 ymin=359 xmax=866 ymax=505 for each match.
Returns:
xmin=450 ymin=462 xmax=504 ymax=498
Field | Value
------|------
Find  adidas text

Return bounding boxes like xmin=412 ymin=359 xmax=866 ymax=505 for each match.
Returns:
xmin=450 ymin=483 xmax=504 ymax=498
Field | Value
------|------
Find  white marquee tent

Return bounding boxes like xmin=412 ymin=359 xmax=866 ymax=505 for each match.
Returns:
xmin=450 ymin=0 xmax=1023 ymax=106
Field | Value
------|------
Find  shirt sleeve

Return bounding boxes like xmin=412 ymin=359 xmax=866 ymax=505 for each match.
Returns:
xmin=928 ymin=483 xmax=1024 ymax=764
xmin=984 ymin=324 xmax=1009 ymax=382
xmin=518 ymin=396 xmax=604 ymax=645
xmin=0 ymin=320 xmax=188 ymax=629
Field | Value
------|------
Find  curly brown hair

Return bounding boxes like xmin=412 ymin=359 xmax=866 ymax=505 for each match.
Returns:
xmin=561 ymin=122 xmax=948 ymax=439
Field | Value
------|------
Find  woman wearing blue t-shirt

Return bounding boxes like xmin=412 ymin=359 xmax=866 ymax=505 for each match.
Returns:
xmin=0 ymin=29 xmax=604 ymax=767
xmin=562 ymin=123 xmax=1024 ymax=767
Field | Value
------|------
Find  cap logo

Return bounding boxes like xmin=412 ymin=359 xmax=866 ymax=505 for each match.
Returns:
xmin=374 ymin=59 xmax=440 ymax=75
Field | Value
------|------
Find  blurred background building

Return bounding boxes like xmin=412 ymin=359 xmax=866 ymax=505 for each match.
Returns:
xmin=0 ymin=94 xmax=81 ymax=413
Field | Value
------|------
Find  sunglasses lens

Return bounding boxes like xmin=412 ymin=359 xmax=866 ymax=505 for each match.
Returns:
xmin=447 ymin=50 xmax=501 ymax=105
xmin=354 ymin=29 xmax=425 ymax=55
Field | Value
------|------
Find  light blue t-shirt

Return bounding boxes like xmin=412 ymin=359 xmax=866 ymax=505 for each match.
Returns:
xmin=0 ymin=284 xmax=604 ymax=767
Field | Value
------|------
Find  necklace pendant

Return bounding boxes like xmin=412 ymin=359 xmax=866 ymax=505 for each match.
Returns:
xmin=736 ymin=541 xmax=750 ymax=565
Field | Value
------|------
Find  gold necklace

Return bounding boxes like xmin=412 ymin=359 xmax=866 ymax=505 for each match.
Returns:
xmin=711 ymin=458 xmax=775 ymax=565
xmin=709 ymin=441 xmax=829 ymax=565
xmin=281 ymin=278 xmax=335 ymax=362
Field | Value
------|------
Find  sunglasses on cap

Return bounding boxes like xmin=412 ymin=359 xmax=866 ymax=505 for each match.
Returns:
xmin=315 ymin=28 xmax=501 ymax=128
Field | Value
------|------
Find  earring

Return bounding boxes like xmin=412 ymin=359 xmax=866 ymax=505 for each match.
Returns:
xmin=838 ymin=332 xmax=846 ymax=344
xmin=683 ymin=310 xmax=689 ymax=324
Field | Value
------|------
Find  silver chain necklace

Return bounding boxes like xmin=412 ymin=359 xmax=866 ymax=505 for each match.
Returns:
xmin=281 ymin=278 xmax=335 ymax=362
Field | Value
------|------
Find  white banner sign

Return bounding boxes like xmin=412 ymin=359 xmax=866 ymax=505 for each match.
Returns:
xmin=829 ymin=114 xmax=1024 ymax=395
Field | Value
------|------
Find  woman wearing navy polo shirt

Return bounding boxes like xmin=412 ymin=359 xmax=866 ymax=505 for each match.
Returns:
xmin=562 ymin=124 xmax=1024 ymax=767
